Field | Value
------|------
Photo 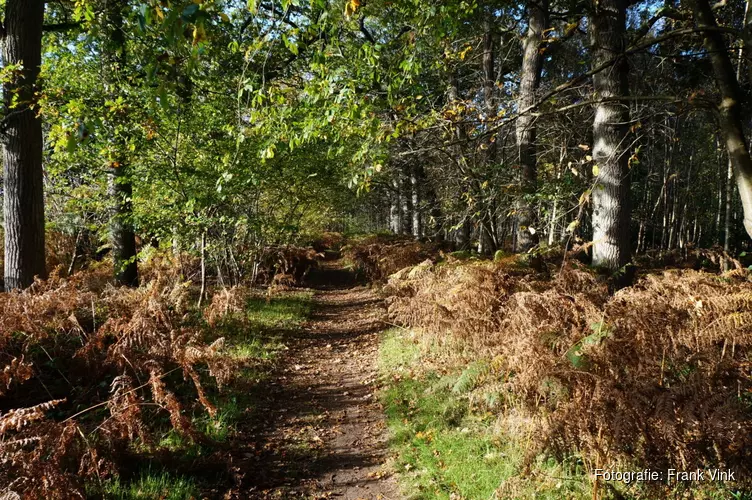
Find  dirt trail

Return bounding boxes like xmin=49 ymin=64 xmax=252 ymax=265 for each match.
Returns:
xmin=236 ymin=262 xmax=400 ymax=499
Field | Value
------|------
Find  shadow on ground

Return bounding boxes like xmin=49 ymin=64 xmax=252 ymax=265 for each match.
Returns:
xmin=225 ymin=263 xmax=398 ymax=499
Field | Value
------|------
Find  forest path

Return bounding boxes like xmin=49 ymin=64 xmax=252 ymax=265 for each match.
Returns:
xmin=239 ymin=261 xmax=400 ymax=499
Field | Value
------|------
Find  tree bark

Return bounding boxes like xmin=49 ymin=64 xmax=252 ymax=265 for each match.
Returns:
xmin=104 ymin=0 xmax=138 ymax=286
xmin=400 ymin=168 xmax=411 ymax=235
xmin=694 ymin=0 xmax=752 ymax=241
xmin=589 ymin=0 xmax=632 ymax=270
xmin=390 ymin=177 xmax=400 ymax=233
xmin=411 ymin=166 xmax=421 ymax=238
xmin=2 ymin=0 xmax=47 ymax=291
xmin=515 ymin=0 xmax=548 ymax=252
xmin=478 ymin=14 xmax=498 ymax=256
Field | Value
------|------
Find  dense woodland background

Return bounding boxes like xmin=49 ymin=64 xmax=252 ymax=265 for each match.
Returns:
xmin=4 ymin=0 xmax=752 ymax=288
xmin=1 ymin=0 xmax=752 ymax=498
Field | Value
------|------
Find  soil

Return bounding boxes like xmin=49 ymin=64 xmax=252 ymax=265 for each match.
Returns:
xmin=227 ymin=261 xmax=401 ymax=499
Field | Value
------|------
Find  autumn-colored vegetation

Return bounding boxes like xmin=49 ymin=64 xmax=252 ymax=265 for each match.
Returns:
xmin=0 ymin=246 xmax=323 ymax=498
xmin=342 ymin=234 xmax=448 ymax=282
xmin=381 ymin=250 xmax=752 ymax=495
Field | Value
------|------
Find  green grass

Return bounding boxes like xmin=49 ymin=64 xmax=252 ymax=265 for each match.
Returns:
xmin=246 ymin=292 xmax=313 ymax=329
xmin=100 ymin=469 xmax=198 ymax=499
xmin=379 ymin=328 xmax=591 ymax=500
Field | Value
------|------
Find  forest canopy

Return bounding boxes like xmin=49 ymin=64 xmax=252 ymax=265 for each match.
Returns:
xmin=0 ymin=0 xmax=751 ymax=287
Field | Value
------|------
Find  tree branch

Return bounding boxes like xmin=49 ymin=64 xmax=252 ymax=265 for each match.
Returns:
xmin=42 ymin=21 xmax=81 ymax=32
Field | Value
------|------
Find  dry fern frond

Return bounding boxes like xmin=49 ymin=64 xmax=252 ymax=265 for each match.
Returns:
xmin=384 ymin=261 xmax=752 ymax=479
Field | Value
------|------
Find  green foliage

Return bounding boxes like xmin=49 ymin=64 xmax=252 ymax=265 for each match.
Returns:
xmin=99 ymin=469 xmax=198 ymax=500
xmin=452 ymin=360 xmax=490 ymax=394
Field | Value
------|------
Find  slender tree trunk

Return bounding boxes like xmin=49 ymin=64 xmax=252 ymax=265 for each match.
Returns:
xmin=515 ymin=0 xmax=548 ymax=252
xmin=694 ymin=0 xmax=752 ymax=240
xmin=411 ymin=166 xmax=421 ymax=238
xmin=390 ymin=178 xmax=400 ymax=233
xmin=725 ymin=158 xmax=733 ymax=254
xmin=400 ymin=168 xmax=411 ymax=235
xmin=477 ymin=14 xmax=497 ymax=255
xmin=589 ymin=0 xmax=632 ymax=270
xmin=2 ymin=0 xmax=47 ymax=291
xmin=104 ymin=0 xmax=138 ymax=286
xmin=198 ymin=232 xmax=207 ymax=307
xmin=716 ymin=138 xmax=724 ymax=244
xmin=456 ymin=218 xmax=471 ymax=250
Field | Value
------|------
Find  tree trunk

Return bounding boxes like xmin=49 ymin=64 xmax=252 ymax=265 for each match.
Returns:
xmin=515 ymin=0 xmax=548 ymax=252
xmin=389 ymin=178 xmax=400 ymax=233
xmin=104 ymin=0 xmax=138 ymax=286
xmin=694 ymin=0 xmax=752 ymax=240
xmin=400 ymin=169 xmax=411 ymax=235
xmin=724 ymin=158 xmax=733 ymax=256
xmin=1 ymin=0 xmax=47 ymax=291
xmin=715 ymin=137 xmax=723 ymax=244
xmin=589 ymin=0 xmax=632 ymax=270
xmin=456 ymin=218 xmax=471 ymax=250
xmin=198 ymin=231 xmax=207 ymax=307
xmin=411 ymin=167 xmax=421 ymax=238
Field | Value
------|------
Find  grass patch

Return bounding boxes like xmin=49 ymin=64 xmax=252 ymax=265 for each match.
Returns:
xmin=246 ymin=292 xmax=314 ymax=329
xmin=379 ymin=328 xmax=591 ymax=500
xmin=99 ymin=469 xmax=198 ymax=499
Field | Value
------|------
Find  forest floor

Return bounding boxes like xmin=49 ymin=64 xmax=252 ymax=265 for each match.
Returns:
xmin=233 ymin=261 xmax=400 ymax=499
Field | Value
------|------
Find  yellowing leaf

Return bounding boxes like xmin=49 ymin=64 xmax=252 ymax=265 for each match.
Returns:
xmin=578 ymin=189 xmax=591 ymax=206
xmin=220 ymin=12 xmax=230 ymax=23
xmin=592 ymin=164 xmax=600 ymax=176
xmin=344 ymin=0 xmax=361 ymax=18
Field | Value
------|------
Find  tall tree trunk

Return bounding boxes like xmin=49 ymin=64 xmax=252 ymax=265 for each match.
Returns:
xmin=2 ymin=0 xmax=47 ymax=291
xmin=589 ymin=0 xmax=632 ymax=270
xmin=104 ymin=0 xmax=138 ymax=286
xmin=411 ymin=166 xmax=421 ymax=238
xmin=389 ymin=178 xmax=400 ymax=233
xmin=400 ymin=168 xmax=411 ymax=235
xmin=515 ymin=0 xmax=548 ymax=252
xmin=694 ymin=0 xmax=752 ymax=240
xmin=724 ymin=158 xmax=733 ymax=255
xmin=715 ymin=137 xmax=724 ymax=245
xmin=477 ymin=13 xmax=497 ymax=255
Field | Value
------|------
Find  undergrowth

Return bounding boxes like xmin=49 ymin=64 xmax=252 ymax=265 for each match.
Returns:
xmin=0 ymin=254 xmax=313 ymax=498
xmin=379 ymin=253 xmax=752 ymax=499
xmin=341 ymin=234 xmax=447 ymax=281
xmin=379 ymin=328 xmax=591 ymax=499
